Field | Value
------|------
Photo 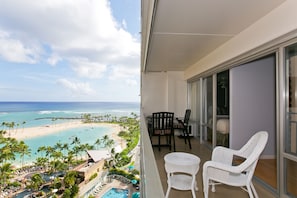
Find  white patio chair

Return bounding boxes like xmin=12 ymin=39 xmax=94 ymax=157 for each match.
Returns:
xmin=203 ymin=131 xmax=268 ymax=198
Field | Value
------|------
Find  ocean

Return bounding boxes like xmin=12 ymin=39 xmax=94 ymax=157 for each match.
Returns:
xmin=0 ymin=101 xmax=140 ymax=166
xmin=0 ymin=101 xmax=140 ymax=127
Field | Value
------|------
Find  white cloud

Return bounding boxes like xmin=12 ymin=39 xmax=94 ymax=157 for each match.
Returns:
xmin=0 ymin=0 xmax=140 ymax=101
xmin=0 ymin=0 xmax=140 ymax=77
xmin=70 ymin=57 xmax=107 ymax=79
xmin=110 ymin=65 xmax=139 ymax=79
xmin=57 ymin=78 xmax=95 ymax=96
xmin=122 ymin=19 xmax=127 ymax=30
xmin=0 ymin=30 xmax=40 ymax=63
xmin=47 ymin=54 xmax=61 ymax=66
xmin=125 ymin=79 xmax=137 ymax=86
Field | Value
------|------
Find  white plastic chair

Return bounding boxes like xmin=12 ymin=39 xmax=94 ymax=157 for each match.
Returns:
xmin=164 ymin=152 xmax=200 ymax=198
xmin=203 ymin=131 xmax=268 ymax=198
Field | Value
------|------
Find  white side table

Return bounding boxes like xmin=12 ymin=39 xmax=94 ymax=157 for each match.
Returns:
xmin=164 ymin=152 xmax=200 ymax=198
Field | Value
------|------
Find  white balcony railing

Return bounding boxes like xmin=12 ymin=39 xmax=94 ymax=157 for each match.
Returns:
xmin=140 ymin=111 xmax=164 ymax=198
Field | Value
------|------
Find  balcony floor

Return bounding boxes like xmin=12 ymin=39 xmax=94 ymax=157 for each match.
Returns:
xmin=152 ymin=135 xmax=276 ymax=198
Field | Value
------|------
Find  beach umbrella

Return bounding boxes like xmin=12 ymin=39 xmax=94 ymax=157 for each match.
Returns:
xmin=128 ymin=165 xmax=134 ymax=171
xmin=132 ymin=192 xmax=140 ymax=198
xmin=131 ymin=179 xmax=138 ymax=184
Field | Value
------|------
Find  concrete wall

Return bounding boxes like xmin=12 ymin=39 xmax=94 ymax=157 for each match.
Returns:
xmin=141 ymin=71 xmax=187 ymax=117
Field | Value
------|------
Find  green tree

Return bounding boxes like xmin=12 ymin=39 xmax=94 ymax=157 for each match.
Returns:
xmin=0 ymin=163 xmax=13 ymax=190
xmin=94 ymin=138 xmax=101 ymax=149
xmin=27 ymin=173 xmax=45 ymax=192
xmin=63 ymin=171 xmax=78 ymax=188
xmin=34 ymin=157 xmax=49 ymax=172
xmin=17 ymin=140 xmax=31 ymax=168
xmin=0 ymin=137 xmax=18 ymax=163
xmin=71 ymin=136 xmax=81 ymax=159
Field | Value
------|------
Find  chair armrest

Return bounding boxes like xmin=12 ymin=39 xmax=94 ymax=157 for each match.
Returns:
xmin=203 ymin=160 xmax=243 ymax=174
xmin=175 ymin=118 xmax=185 ymax=127
xmin=212 ymin=146 xmax=237 ymax=165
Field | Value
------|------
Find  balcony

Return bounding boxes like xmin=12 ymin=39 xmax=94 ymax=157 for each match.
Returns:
xmin=140 ymin=113 xmax=276 ymax=198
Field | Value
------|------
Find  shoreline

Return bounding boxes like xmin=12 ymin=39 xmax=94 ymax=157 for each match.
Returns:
xmin=4 ymin=120 xmax=126 ymax=150
xmin=5 ymin=121 xmax=127 ymax=168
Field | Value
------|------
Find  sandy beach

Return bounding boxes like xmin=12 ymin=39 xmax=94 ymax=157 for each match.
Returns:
xmin=4 ymin=121 xmax=126 ymax=148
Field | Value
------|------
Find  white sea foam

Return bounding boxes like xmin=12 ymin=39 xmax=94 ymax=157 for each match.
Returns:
xmin=38 ymin=110 xmax=62 ymax=114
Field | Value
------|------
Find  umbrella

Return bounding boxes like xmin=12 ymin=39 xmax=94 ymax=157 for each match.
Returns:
xmin=131 ymin=179 xmax=138 ymax=184
xmin=132 ymin=192 xmax=140 ymax=198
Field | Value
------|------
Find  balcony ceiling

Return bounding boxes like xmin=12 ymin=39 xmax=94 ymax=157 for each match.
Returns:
xmin=142 ymin=0 xmax=286 ymax=72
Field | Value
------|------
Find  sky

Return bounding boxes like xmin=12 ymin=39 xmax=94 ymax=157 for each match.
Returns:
xmin=0 ymin=0 xmax=140 ymax=102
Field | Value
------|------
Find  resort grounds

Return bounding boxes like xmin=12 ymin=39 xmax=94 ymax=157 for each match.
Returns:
xmin=1 ymin=115 xmax=140 ymax=198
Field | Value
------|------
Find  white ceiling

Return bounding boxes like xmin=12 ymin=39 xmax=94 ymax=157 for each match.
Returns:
xmin=143 ymin=0 xmax=286 ymax=72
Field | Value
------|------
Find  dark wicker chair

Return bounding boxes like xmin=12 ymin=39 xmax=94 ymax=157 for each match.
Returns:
xmin=150 ymin=112 xmax=175 ymax=151
xmin=175 ymin=109 xmax=192 ymax=149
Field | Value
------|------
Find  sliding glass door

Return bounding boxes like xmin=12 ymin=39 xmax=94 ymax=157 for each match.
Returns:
xmin=283 ymin=43 xmax=297 ymax=197
xmin=201 ymin=76 xmax=213 ymax=147
xmin=188 ymin=81 xmax=200 ymax=138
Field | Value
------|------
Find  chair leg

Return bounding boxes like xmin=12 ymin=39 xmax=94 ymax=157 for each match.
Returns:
xmin=246 ymin=184 xmax=254 ymax=198
xmin=203 ymin=171 xmax=209 ymax=198
xmin=183 ymin=129 xmax=187 ymax=144
xmin=187 ymin=130 xmax=192 ymax=149
xmin=169 ymin=135 xmax=172 ymax=150
xmin=165 ymin=186 xmax=171 ymax=198
xmin=172 ymin=134 xmax=176 ymax=151
xmin=185 ymin=126 xmax=192 ymax=149
xmin=191 ymin=189 xmax=196 ymax=198
xmin=250 ymin=182 xmax=259 ymax=198
xmin=158 ymin=136 xmax=161 ymax=151
xmin=165 ymin=173 xmax=171 ymax=198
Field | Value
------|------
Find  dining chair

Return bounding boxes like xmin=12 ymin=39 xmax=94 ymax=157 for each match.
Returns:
xmin=150 ymin=112 xmax=175 ymax=151
xmin=175 ymin=109 xmax=192 ymax=149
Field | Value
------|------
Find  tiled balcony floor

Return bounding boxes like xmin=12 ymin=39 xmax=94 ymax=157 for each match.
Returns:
xmin=152 ymin=136 xmax=276 ymax=198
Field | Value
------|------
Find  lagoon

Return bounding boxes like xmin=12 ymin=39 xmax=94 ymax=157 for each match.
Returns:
xmin=0 ymin=101 xmax=140 ymax=166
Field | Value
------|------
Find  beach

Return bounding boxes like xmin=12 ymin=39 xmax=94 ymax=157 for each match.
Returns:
xmin=4 ymin=121 xmax=126 ymax=148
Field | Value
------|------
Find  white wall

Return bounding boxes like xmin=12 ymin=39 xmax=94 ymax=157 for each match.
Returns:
xmin=141 ymin=72 xmax=168 ymax=116
xmin=141 ymin=71 xmax=187 ymax=117
xmin=167 ymin=71 xmax=187 ymax=117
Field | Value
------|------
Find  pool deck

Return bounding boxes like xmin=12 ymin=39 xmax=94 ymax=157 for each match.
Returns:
xmin=95 ymin=179 xmax=138 ymax=198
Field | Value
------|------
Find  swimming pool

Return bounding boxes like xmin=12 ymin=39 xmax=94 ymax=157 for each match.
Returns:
xmin=102 ymin=188 xmax=129 ymax=198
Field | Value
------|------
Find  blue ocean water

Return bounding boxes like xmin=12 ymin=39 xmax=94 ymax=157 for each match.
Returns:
xmin=0 ymin=101 xmax=140 ymax=127
xmin=0 ymin=102 xmax=140 ymax=165
xmin=21 ymin=125 xmax=114 ymax=164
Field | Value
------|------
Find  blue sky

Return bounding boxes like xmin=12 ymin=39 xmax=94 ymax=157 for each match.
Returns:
xmin=0 ymin=0 xmax=140 ymax=102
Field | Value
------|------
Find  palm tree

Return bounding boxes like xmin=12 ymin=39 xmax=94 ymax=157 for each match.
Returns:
xmin=45 ymin=146 xmax=55 ymax=161
xmin=34 ymin=157 xmax=49 ymax=172
xmin=65 ymin=152 xmax=75 ymax=168
xmin=7 ymin=122 xmax=15 ymax=136
xmin=63 ymin=171 xmax=78 ymax=188
xmin=94 ymin=138 xmax=101 ymax=149
xmin=102 ymin=135 xmax=115 ymax=148
xmin=71 ymin=136 xmax=81 ymax=160
xmin=21 ymin=121 xmax=26 ymax=133
xmin=1 ymin=122 xmax=6 ymax=130
xmin=50 ymin=160 xmax=67 ymax=173
xmin=0 ymin=137 xmax=18 ymax=164
xmin=0 ymin=163 xmax=13 ymax=190
xmin=27 ymin=173 xmax=45 ymax=192
xmin=17 ymin=140 xmax=31 ymax=168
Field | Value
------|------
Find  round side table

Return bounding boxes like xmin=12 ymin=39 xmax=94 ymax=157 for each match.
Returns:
xmin=164 ymin=152 xmax=200 ymax=198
